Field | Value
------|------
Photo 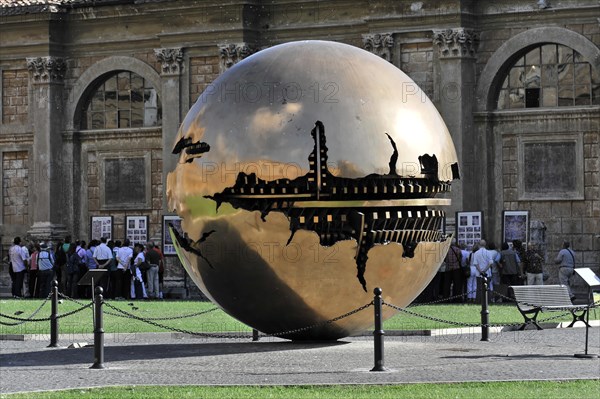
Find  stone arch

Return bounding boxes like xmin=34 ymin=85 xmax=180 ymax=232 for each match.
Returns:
xmin=475 ymin=27 xmax=600 ymax=112
xmin=67 ymin=56 xmax=162 ymax=130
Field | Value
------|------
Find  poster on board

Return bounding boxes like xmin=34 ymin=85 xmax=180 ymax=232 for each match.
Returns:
xmin=90 ymin=216 xmax=113 ymax=241
xmin=163 ymin=215 xmax=183 ymax=256
xmin=455 ymin=211 xmax=483 ymax=250
xmin=126 ymin=216 xmax=148 ymax=246
xmin=502 ymin=210 xmax=529 ymax=245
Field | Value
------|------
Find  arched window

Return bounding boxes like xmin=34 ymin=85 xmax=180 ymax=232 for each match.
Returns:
xmin=497 ymin=44 xmax=599 ymax=109
xmin=81 ymin=71 xmax=162 ymax=129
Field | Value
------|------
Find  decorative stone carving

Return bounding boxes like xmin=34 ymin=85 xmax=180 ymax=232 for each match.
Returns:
xmin=26 ymin=57 xmax=66 ymax=83
xmin=218 ymin=43 xmax=257 ymax=71
xmin=433 ymin=28 xmax=479 ymax=58
xmin=154 ymin=48 xmax=184 ymax=75
xmin=362 ymin=33 xmax=394 ymax=62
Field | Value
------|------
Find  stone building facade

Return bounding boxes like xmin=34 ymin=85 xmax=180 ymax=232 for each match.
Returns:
xmin=1 ymin=0 xmax=598 ymax=294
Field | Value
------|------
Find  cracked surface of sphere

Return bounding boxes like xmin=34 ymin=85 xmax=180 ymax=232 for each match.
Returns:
xmin=167 ymin=40 xmax=459 ymax=340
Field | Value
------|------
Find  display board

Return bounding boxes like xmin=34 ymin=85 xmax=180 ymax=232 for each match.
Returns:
xmin=502 ymin=210 xmax=529 ymax=245
xmin=455 ymin=211 xmax=483 ymax=250
xmin=90 ymin=216 xmax=113 ymax=241
xmin=163 ymin=215 xmax=183 ymax=256
xmin=126 ymin=215 xmax=148 ymax=246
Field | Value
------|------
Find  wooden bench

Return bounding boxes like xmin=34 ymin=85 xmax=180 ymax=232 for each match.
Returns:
xmin=510 ymin=285 xmax=590 ymax=331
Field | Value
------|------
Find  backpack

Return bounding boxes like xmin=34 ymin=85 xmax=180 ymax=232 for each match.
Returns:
xmin=55 ymin=246 xmax=67 ymax=267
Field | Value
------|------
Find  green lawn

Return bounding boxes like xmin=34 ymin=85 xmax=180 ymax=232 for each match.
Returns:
xmin=1 ymin=381 xmax=599 ymax=399
xmin=1 ymin=297 xmax=597 ymax=336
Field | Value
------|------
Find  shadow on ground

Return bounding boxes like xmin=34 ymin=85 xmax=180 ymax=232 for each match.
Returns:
xmin=0 ymin=340 xmax=350 ymax=368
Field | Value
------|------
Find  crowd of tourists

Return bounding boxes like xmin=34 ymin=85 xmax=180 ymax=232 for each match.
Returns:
xmin=422 ymin=238 xmax=577 ymax=303
xmin=6 ymin=235 xmax=165 ymax=300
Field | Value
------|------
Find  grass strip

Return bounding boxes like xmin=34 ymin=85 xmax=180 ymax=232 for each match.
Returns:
xmin=1 ymin=298 xmax=598 ymax=336
xmin=1 ymin=380 xmax=599 ymax=399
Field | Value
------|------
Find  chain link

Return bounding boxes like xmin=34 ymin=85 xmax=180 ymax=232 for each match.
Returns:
xmin=55 ymin=302 xmax=93 ymax=319
xmin=265 ymin=302 xmax=373 ymax=338
xmin=104 ymin=305 xmax=219 ymax=321
xmin=408 ymin=290 xmax=478 ymax=307
xmin=384 ymin=301 xmax=482 ymax=327
xmin=103 ymin=302 xmax=252 ymax=339
xmin=0 ymin=293 xmax=53 ymax=325
xmin=104 ymin=301 xmax=373 ymax=339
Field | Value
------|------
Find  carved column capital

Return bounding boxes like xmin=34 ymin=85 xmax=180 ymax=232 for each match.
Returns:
xmin=362 ymin=33 xmax=394 ymax=62
xmin=218 ymin=43 xmax=257 ymax=72
xmin=26 ymin=56 xmax=66 ymax=83
xmin=154 ymin=48 xmax=184 ymax=76
xmin=433 ymin=28 xmax=479 ymax=59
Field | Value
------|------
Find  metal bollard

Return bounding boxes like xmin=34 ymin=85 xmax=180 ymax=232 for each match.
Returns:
xmin=90 ymin=286 xmax=105 ymax=369
xmin=370 ymin=287 xmax=387 ymax=372
xmin=48 ymin=280 xmax=59 ymax=348
xmin=480 ymin=276 xmax=490 ymax=342
xmin=252 ymin=328 xmax=260 ymax=341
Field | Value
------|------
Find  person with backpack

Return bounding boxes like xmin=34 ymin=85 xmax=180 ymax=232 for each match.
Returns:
xmin=54 ymin=238 xmax=68 ymax=293
xmin=555 ymin=241 xmax=577 ymax=300
xmin=442 ymin=238 xmax=463 ymax=302
xmin=37 ymin=242 xmax=55 ymax=298
xmin=65 ymin=244 xmax=80 ymax=298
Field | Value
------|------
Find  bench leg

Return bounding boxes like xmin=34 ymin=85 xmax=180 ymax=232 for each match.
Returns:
xmin=567 ymin=309 xmax=590 ymax=328
xmin=519 ymin=309 xmax=543 ymax=331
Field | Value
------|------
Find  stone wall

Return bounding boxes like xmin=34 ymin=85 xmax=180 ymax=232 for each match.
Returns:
xmin=2 ymin=151 xmax=29 ymax=226
xmin=189 ymin=56 xmax=220 ymax=105
xmin=400 ymin=42 xmax=434 ymax=100
xmin=85 ymin=146 xmax=163 ymax=241
xmin=1 ymin=69 xmax=28 ymax=125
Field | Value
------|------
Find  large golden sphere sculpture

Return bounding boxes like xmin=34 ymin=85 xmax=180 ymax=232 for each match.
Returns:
xmin=167 ymin=40 xmax=459 ymax=340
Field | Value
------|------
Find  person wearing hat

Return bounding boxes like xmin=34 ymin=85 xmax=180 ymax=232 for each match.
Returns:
xmin=37 ymin=242 xmax=55 ymax=298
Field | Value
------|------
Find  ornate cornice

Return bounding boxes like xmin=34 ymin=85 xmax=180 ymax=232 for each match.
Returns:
xmin=362 ymin=33 xmax=394 ymax=62
xmin=433 ymin=28 xmax=479 ymax=59
xmin=26 ymin=57 xmax=66 ymax=83
xmin=154 ymin=48 xmax=184 ymax=76
xmin=218 ymin=43 xmax=257 ymax=72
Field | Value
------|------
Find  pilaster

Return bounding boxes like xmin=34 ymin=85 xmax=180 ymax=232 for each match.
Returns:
xmin=432 ymin=28 xmax=479 ymax=226
xmin=154 ymin=48 xmax=184 ymax=212
xmin=26 ymin=56 xmax=68 ymax=241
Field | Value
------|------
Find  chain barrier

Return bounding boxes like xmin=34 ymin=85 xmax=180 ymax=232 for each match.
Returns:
xmin=0 ymin=292 xmax=53 ymax=326
xmin=104 ymin=302 xmax=252 ymax=339
xmin=386 ymin=292 xmax=600 ymax=330
xmin=266 ymin=301 xmax=373 ymax=338
xmin=0 ymin=294 xmax=92 ymax=325
xmin=104 ymin=300 xmax=373 ymax=339
xmin=384 ymin=301 xmax=481 ymax=328
xmin=58 ymin=293 xmax=220 ymax=321
xmin=408 ymin=290 xmax=478 ymax=307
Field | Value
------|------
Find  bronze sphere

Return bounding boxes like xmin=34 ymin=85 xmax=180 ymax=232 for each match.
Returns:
xmin=167 ymin=40 xmax=459 ymax=340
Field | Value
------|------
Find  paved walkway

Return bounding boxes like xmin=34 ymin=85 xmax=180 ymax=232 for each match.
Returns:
xmin=1 ymin=326 xmax=599 ymax=393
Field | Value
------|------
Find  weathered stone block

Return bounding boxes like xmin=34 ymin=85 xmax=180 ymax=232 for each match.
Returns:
xmin=584 ymin=172 xmax=598 ymax=187
xmin=551 ymin=202 xmax=572 ymax=217
xmin=562 ymin=218 xmax=582 ymax=234
xmin=530 ymin=201 xmax=552 ymax=218
xmin=582 ymin=218 xmax=599 ymax=234
xmin=572 ymin=201 xmax=592 ymax=217
xmin=504 ymin=188 xmax=517 ymax=201
xmin=543 ymin=218 xmax=561 ymax=234
xmin=584 ymin=158 xmax=599 ymax=172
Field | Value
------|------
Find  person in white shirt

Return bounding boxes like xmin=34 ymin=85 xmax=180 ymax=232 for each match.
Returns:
xmin=117 ymin=239 xmax=134 ymax=299
xmin=93 ymin=237 xmax=112 ymax=293
xmin=9 ymin=237 xmax=28 ymax=298
xmin=131 ymin=243 xmax=148 ymax=299
xmin=93 ymin=237 xmax=113 ymax=269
